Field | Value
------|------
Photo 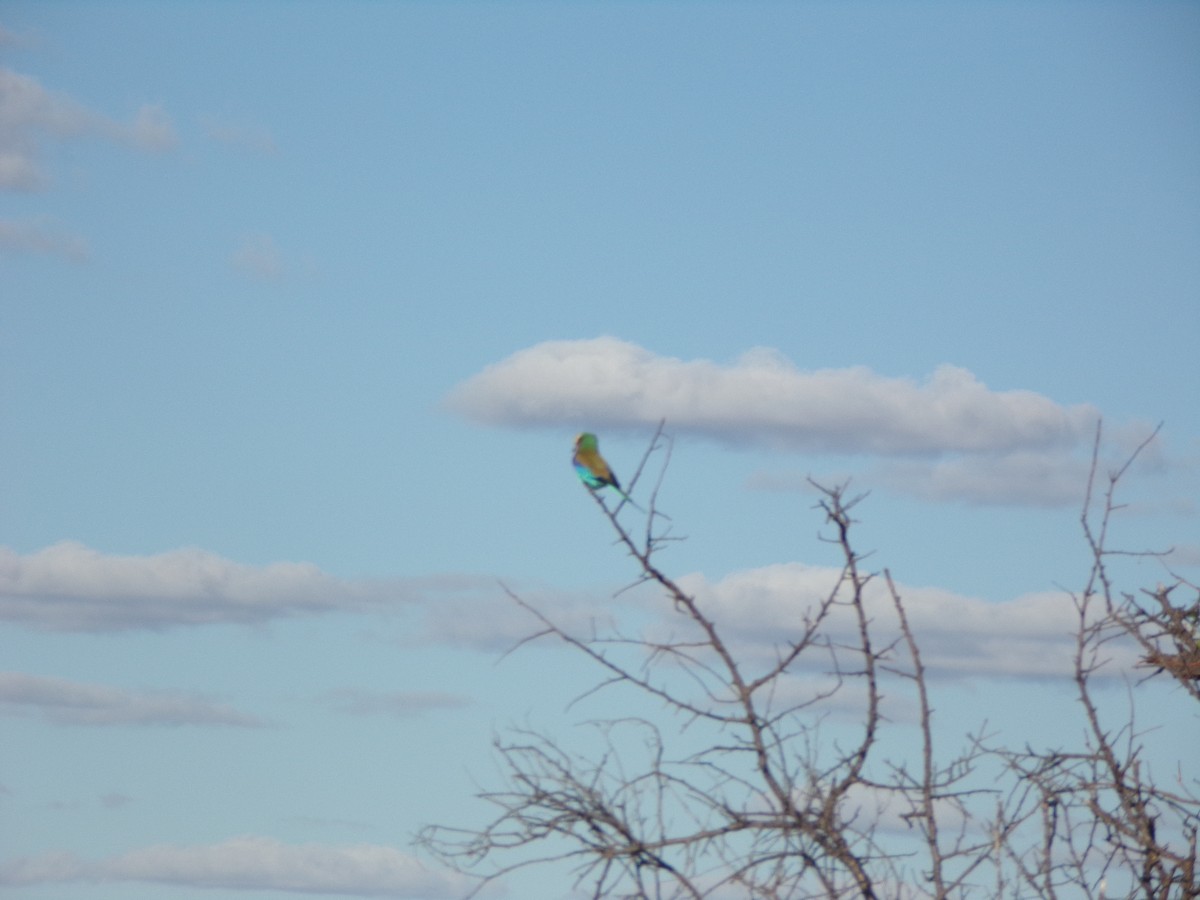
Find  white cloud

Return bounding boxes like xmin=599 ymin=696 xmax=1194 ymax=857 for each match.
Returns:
xmin=0 ymin=836 xmax=469 ymax=898
xmin=0 ymin=541 xmax=424 ymax=632
xmin=0 ymin=672 xmax=264 ymax=727
xmin=665 ymin=563 xmax=1134 ymax=681
xmin=447 ymin=337 xmax=1099 ymax=456
xmin=0 ymin=66 xmax=177 ymax=191
xmin=0 ymin=216 xmax=89 ymax=261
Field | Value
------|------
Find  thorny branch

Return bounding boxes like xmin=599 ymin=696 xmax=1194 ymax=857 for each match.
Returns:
xmin=980 ymin=422 xmax=1198 ymax=899
xmin=418 ymin=423 xmax=1198 ymax=899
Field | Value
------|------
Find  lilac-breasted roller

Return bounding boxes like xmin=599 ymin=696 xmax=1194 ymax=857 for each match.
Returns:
xmin=572 ymin=432 xmax=642 ymax=509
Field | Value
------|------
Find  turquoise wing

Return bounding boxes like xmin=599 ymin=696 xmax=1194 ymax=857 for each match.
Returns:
xmin=574 ymin=459 xmax=608 ymax=489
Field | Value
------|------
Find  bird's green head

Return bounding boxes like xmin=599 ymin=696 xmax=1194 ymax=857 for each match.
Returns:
xmin=574 ymin=432 xmax=598 ymax=451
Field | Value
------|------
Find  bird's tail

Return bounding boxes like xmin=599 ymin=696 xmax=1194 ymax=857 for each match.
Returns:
xmin=613 ymin=487 xmax=645 ymax=512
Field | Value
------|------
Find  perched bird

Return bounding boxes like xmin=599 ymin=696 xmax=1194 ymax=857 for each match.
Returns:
xmin=572 ymin=432 xmax=641 ymax=509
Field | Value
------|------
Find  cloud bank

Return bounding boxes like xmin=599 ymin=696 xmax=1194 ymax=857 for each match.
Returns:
xmin=669 ymin=563 xmax=1135 ymax=680
xmin=0 ymin=836 xmax=468 ymax=898
xmin=447 ymin=337 xmax=1099 ymax=456
xmin=0 ymin=672 xmax=263 ymax=727
xmin=0 ymin=541 xmax=419 ymax=632
xmin=397 ymin=564 xmax=1128 ymax=682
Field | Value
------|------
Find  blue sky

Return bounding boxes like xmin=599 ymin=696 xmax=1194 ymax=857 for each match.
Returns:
xmin=1 ymin=2 xmax=1198 ymax=898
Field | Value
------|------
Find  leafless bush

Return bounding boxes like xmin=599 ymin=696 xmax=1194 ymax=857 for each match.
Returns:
xmin=418 ymin=424 xmax=1198 ymax=899
xmin=979 ymin=426 xmax=1198 ymax=899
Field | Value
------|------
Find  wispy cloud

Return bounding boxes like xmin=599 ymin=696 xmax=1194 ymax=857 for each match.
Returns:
xmin=447 ymin=337 xmax=1099 ymax=456
xmin=231 ymin=232 xmax=284 ymax=280
xmin=0 ymin=216 xmax=89 ymax=261
xmin=100 ymin=792 xmax=133 ymax=809
xmin=322 ymin=688 xmax=472 ymax=718
xmin=749 ymin=429 xmax=1181 ymax=510
xmin=0 ymin=66 xmax=177 ymax=191
xmin=0 ymin=541 xmax=432 ymax=633
xmin=417 ymin=582 xmax=619 ymax=652
xmin=1166 ymin=543 xmax=1200 ymax=567
xmin=124 ymin=104 xmax=176 ymax=152
xmin=202 ymin=116 xmax=278 ymax=156
xmin=0 ymin=836 xmax=471 ymax=898
xmin=869 ymin=452 xmax=1093 ymax=508
xmin=0 ymin=672 xmax=264 ymax=727
xmin=0 ymin=25 xmax=24 ymax=49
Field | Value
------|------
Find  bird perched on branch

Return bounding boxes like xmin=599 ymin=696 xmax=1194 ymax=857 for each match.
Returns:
xmin=572 ymin=432 xmax=642 ymax=509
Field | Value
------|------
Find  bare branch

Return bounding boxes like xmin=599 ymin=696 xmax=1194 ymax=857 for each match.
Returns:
xmin=421 ymin=422 xmax=1197 ymax=899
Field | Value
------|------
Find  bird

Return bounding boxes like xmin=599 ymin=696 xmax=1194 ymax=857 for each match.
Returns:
xmin=572 ymin=432 xmax=642 ymax=509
